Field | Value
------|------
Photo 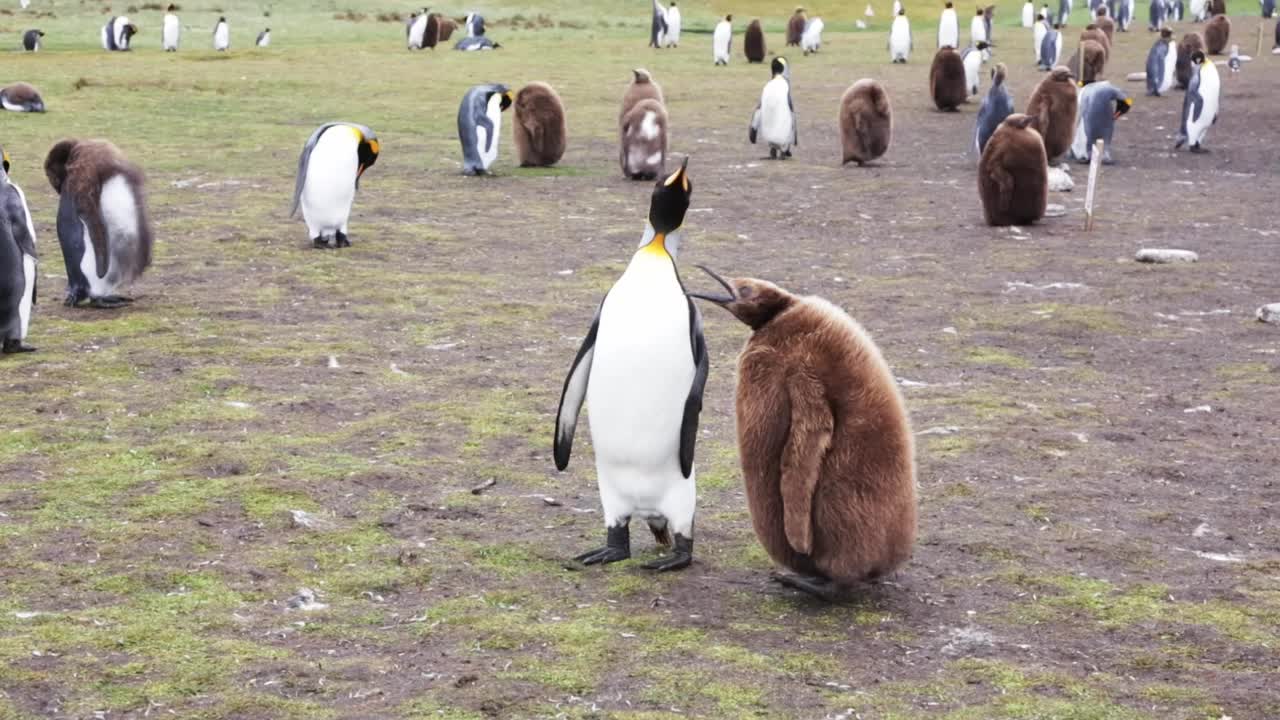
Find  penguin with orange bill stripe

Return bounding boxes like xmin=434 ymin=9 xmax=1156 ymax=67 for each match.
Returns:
xmin=555 ymin=157 xmax=707 ymax=573
xmin=290 ymin=122 xmax=380 ymax=249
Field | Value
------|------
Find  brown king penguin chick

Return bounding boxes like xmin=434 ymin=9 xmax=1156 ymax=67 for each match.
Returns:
xmin=0 ymin=83 xmax=46 ymax=113
xmin=787 ymin=7 xmax=806 ymax=45
xmin=1025 ymin=66 xmax=1078 ymax=160
xmin=929 ymin=48 xmax=968 ymax=111
xmin=620 ymin=68 xmax=664 ymax=126
xmin=1208 ymin=0 xmax=1226 ymax=14
xmin=438 ymin=17 xmax=457 ymax=41
xmin=44 ymin=139 xmax=154 ymax=308
xmin=1204 ymin=15 xmax=1230 ymax=54
xmin=978 ymin=113 xmax=1048 ymax=226
xmin=423 ymin=12 xmax=440 ymax=49
xmin=1176 ymin=33 xmax=1204 ymax=88
xmin=1079 ymin=24 xmax=1110 ymax=60
xmin=687 ymin=270 xmax=917 ymax=600
xmin=745 ymin=19 xmax=766 ymax=62
xmin=838 ymin=79 xmax=893 ymax=166
xmin=1065 ymin=38 xmax=1107 ymax=84
xmin=620 ymin=99 xmax=669 ymax=180
xmin=513 ymin=82 xmax=568 ymax=167
xmin=1093 ymin=7 xmax=1115 ymax=42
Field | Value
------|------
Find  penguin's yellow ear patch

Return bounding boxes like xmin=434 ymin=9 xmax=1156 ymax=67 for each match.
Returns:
xmin=368 ymin=139 xmax=380 ymax=154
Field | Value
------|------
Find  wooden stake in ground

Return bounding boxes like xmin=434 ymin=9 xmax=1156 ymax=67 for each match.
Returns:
xmin=1084 ymin=138 xmax=1104 ymax=231
xmin=1259 ymin=23 xmax=1265 ymax=58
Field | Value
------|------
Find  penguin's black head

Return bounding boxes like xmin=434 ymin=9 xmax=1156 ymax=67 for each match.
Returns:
xmin=687 ymin=267 xmax=795 ymax=331
xmin=1 ymin=147 xmax=9 ymax=174
xmin=1191 ymin=50 xmax=1207 ymax=64
xmin=977 ymin=40 xmax=989 ymax=50
xmin=1114 ymin=96 xmax=1133 ymax=118
xmin=495 ymin=86 xmax=513 ymax=111
xmin=726 ymin=13 xmax=733 ymax=21
xmin=899 ymin=8 xmax=906 ymax=15
xmin=354 ymin=126 xmax=380 ymax=184
xmin=648 ymin=156 xmax=691 ymax=236
xmin=219 ymin=16 xmax=226 ymax=22
xmin=167 ymin=3 xmax=176 ymax=10
xmin=946 ymin=2 xmax=954 ymax=8
xmin=1160 ymin=27 xmax=1172 ymax=38
xmin=771 ymin=56 xmax=788 ymax=77
xmin=123 ymin=23 xmax=138 ymax=39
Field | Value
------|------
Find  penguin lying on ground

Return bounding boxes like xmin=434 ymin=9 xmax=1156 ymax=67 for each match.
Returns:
xmin=163 ymin=6 xmax=180 ymax=51
xmin=930 ymin=47 xmax=967 ymax=110
xmin=102 ymin=16 xmax=137 ymax=51
xmin=513 ymin=82 xmax=567 ymax=167
xmin=1 ymin=84 xmax=45 ymax=113
xmin=1026 ymin=66 xmax=1078 ymax=160
xmin=713 ymin=15 xmax=733 ymax=64
xmin=455 ymin=36 xmax=499 ymax=50
xmin=839 ymin=80 xmax=893 ymax=166
xmin=1176 ymin=32 xmax=1204 ymax=88
xmin=0 ymin=147 xmax=38 ymax=354
xmin=1146 ymin=28 xmax=1177 ymax=95
xmin=1175 ymin=50 xmax=1219 ymax=152
xmin=890 ymin=9 xmax=912 ymax=62
xmin=458 ymin=84 xmax=511 ymax=174
xmin=974 ymin=63 xmax=1014 ymax=153
xmin=1069 ymin=81 xmax=1132 ymax=163
xmin=750 ymin=58 xmax=797 ymax=159
xmin=291 ymin=123 xmax=380 ymax=248
xmin=23 ymin=29 xmax=43 ymax=52
xmin=556 ymin=159 xmax=704 ymax=573
xmin=44 ymin=139 xmax=153 ymax=308
xmin=978 ymin=114 xmax=1049 ymax=225
xmin=686 ymin=268 xmax=917 ymax=600
xmin=745 ymin=19 xmax=766 ymax=62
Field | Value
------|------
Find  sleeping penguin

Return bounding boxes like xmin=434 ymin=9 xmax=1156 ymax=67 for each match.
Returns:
xmin=454 ymin=36 xmax=499 ymax=50
xmin=458 ymin=84 xmax=512 ymax=175
xmin=44 ymin=139 xmax=154 ymax=308
xmin=102 ymin=16 xmax=138 ymax=51
xmin=290 ymin=123 xmax=380 ymax=249
xmin=1069 ymin=81 xmax=1132 ymax=163
xmin=0 ymin=147 xmax=39 ymax=354
xmin=1 ymin=83 xmax=46 ymax=113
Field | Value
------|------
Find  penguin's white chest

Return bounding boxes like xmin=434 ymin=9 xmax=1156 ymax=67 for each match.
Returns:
xmin=666 ymin=7 xmax=682 ymax=44
xmin=760 ymin=77 xmax=794 ymax=149
xmin=939 ymin=10 xmax=958 ymax=46
xmin=476 ymin=93 xmax=504 ymax=170
xmin=409 ymin=15 xmax=428 ymax=47
xmin=970 ymin=15 xmax=987 ymax=43
xmin=1160 ymin=43 xmax=1177 ymax=93
xmin=1022 ymin=2 xmax=1035 ymax=26
xmin=1187 ymin=66 xmax=1220 ymax=143
xmin=890 ymin=18 xmax=911 ymax=57
xmin=713 ymin=22 xmax=731 ymax=61
xmin=301 ymin=128 xmax=360 ymax=236
xmin=163 ymin=15 xmax=180 ymax=49
xmin=214 ymin=23 xmax=229 ymax=50
xmin=964 ymin=50 xmax=983 ymax=95
xmin=1034 ymin=22 xmax=1047 ymax=59
xmin=586 ymin=249 xmax=693 ymax=479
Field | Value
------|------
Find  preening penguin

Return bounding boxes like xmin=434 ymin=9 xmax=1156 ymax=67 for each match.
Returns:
xmin=686 ymin=269 xmax=917 ymax=598
xmin=1203 ymin=14 xmax=1230 ymax=54
xmin=939 ymin=1 xmax=960 ymax=47
xmin=750 ymin=57 xmax=798 ymax=159
xmin=162 ymin=5 xmax=179 ymax=50
xmin=788 ymin=7 xmax=807 ymax=46
xmin=974 ymin=63 xmax=1015 ymax=153
xmin=839 ymin=79 xmax=893 ymax=166
xmin=1026 ymin=66 xmax=1078 ymax=159
xmin=1069 ymin=81 xmax=1132 ymax=163
xmin=44 ymin=139 xmax=154 ymax=308
xmin=801 ymin=16 xmax=825 ymax=54
xmin=1 ymin=83 xmax=45 ymax=113
xmin=512 ymin=82 xmax=567 ymax=167
xmin=290 ymin=122 xmax=380 ymax=249
xmin=929 ymin=47 xmax=967 ymax=110
xmin=1145 ymin=28 xmax=1177 ymax=95
xmin=102 ymin=16 xmax=137 ymax=51
xmin=978 ymin=114 xmax=1049 ymax=226
xmin=1176 ymin=32 xmax=1205 ymax=88
xmin=23 ymin=29 xmax=44 ymax=52
xmin=458 ymin=84 xmax=511 ymax=175
xmin=0 ymin=147 xmax=39 ymax=354
xmin=1038 ymin=22 xmax=1062 ymax=69
xmin=213 ymin=17 xmax=230 ymax=51
xmin=713 ymin=15 xmax=733 ymax=65
xmin=889 ymin=10 xmax=912 ymax=62
xmin=962 ymin=42 xmax=989 ymax=96
xmin=650 ymin=0 xmax=669 ymax=48
xmin=257 ymin=28 xmax=271 ymax=47
xmin=745 ymin=19 xmax=766 ymax=62
xmin=555 ymin=159 xmax=705 ymax=573
xmin=1175 ymin=50 xmax=1220 ymax=152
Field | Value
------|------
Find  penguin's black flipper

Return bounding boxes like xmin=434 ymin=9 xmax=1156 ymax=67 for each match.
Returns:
xmin=748 ymin=105 xmax=761 ymax=144
xmin=3 ymin=187 xmax=36 ymax=259
xmin=554 ymin=300 xmax=604 ymax=471
xmin=679 ymin=298 xmax=709 ymax=479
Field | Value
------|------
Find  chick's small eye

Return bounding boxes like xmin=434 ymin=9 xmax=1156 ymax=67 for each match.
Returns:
xmin=738 ymin=285 xmax=753 ymax=298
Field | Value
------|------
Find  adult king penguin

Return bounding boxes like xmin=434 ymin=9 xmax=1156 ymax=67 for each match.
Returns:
xmin=458 ymin=84 xmax=511 ymax=175
xmin=102 ymin=16 xmax=137 ymax=51
xmin=890 ymin=9 xmax=913 ymax=62
xmin=162 ymin=5 xmax=179 ymax=50
xmin=713 ymin=14 xmax=733 ymax=64
xmin=44 ymin=139 xmax=154 ymax=308
xmin=213 ymin=17 xmax=230 ymax=51
xmin=1034 ymin=12 xmax=1049 ymax=61
xmin=257 ymin=28 xmax=271 ymax=47
xmin=1024 ymin=0 xmax=1037 ymax=25
xmin=939 ymin=1 xmax=960 ymax=47
xmin=801 ymin=16 xmax=825 ymax=54
xmin=407 ymin=8 xmax=429 ymax=49
xmin=0 ymin=147 xmax=39 ymax=354
xmin=1175 ymin=50 xmax=1219 ymax=153
xmin=974 ymin=63 xmax=1015 ymax=153
xmin=750 ymin=58 xmax=797 ymax=159
xmin=666 ymin=2 xmax=682 ymax=47
xmin=650 ymin=0 xmax=669 ymax=48
xmin=1039 ymin=22 xmax=1063 ymax=69
xmin=1070 ymin=81 xmax=1132 ymax=163
xmin=1146 ymin=28 xmax=1177 ymax=95
xmin=290 ymin=123 xmax=380 ymax=249
xmin=962 ymin=42 xmax=989 ymax=96
xmin=970 ymin=7 xmax=988 ymax=46
xmin=555 ymin=158 xmax=705 ymax=573
xmin=23 ymin=29 xmax=44 ymax=52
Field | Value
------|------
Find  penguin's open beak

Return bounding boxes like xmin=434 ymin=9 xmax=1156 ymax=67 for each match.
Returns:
xmin=664 ymin=155 xmax=691 ymax=192
xmin=686 ymin=265 xmax=736 ymax=305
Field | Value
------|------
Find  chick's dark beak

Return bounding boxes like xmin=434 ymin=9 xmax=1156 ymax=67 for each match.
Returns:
xmin=686 ymin=264 xmax=736 ymax=305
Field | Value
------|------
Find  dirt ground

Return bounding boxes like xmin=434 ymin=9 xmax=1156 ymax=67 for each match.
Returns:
xmin=0 ymin=7 xmax=1278 ymax=720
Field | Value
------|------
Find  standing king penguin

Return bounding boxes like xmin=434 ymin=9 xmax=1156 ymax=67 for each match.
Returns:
xmin=1175 ymin=50 xmax=1219 ymax=153
xmin=162 ymin=5 xmax=179 ymax=50
xmin=1023 ymin=0 xmax=1037 ymax=25
xmin=555 ymin=158 xmax=705 ymax=573
xmin=407 ymin=9 xmax=429 ymax=49
xmin=1039 ymin=23 xmax=1063 ymax=69
xmin=750 ymin=58 xmax=797 ymax=159
xmin=1146 ymin=28 xmax=1177 ymax=95
xmin=650 ymin=0 xmax=669 ymax=48
xmin=801 ymin=16 xmax=825 ymax=54
xmin=44 ymin=139 xmax=154 ymax=308
xmin=962 ymin=41 xmax=990 ymax=96
xmin=458 ymin=84 xmax=511 ymax=175
xmin=665 ymin=2 xmax=682 ymax=46
xmin=1034 ymin=12 xmax=1049 ymax=61
xmin=939 ymin=1 xmax=960 ymax=47
xmin=974 ymin=63 xmax=1015 ymax=153
xmin=0 ymin=147 xmax=39 ymax=354
xmin=890 ymin=9 xmax=913 ymax=62
xmin=213 ymin=17 xmax=230 ymax=51
xmin=290 ymin=122 xmax=380 ymax=249
xmin=713 ymin=15 xmax=733 ymax=64
xmin=23 ymin=29 xmax=44 ymax=52
xmin=257 ymin=29 xmax=271 ymax=47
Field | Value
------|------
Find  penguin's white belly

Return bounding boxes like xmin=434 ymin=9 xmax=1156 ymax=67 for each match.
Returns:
xmin=760 ymin=79 xmax=793 ymax=149
xmin=713 ymin=23 xmax=731 ymax=62
xmin=163 ymin=15 xmax=180 ymax=49
xmin=971 ymin=17 xmax=987 ymax=44
xmin=18 ymin=254 xmax=34 ymax=338
xmin=1187 ymin=71 xmax=1219 ymax=144
xmin=1023 ymin=2 xmax=1035 ymax=25
xmin=477 ymin=98 xmax=503 ymax=170
xmin=101 ymin=25 xmax=111 ymax=49
xmin=939 ymin=13 xmax=958 ymax=47
xmin=1034 ymin=24 xmax=1047 ymax=60
xmin=890 ymin=21 xmax=911 ymax=59
xmin=258 ymin=33 xmax=270 ymax=47
xmin=1 ymin=97 xmax=30 ymax=112
xmin=78 ymin=220 xmax=116 ymax=298
xmin=1160 ymin=46 xmax=1177 ymax=93
xmin=214 ymin=25 xmax=229 ymax=50
xmin=409 ymin=16 xmax=427 ymax=47
xmin=666 ymin=9 xmax=681 ymax=45
xmin=301 ymin=132 xmax=358 ymax=236
xmin=964 ymin=52 xmax=983 ymax=94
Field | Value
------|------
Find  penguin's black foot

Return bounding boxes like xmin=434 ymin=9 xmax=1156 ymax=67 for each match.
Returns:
xmin=769 ymin=147 xmax=778 ymax=159
xmin=567 ymin=524 xmax=631 ymax=568
xmin=1190 ymin=144 xmax=1209 ymax=154
xmin=88 ymin=296 xmax=131 ymax=309
xmin=772 ymin=571 xmax=840 ymax=601
xmin=782 ymin=150 xmax=793 ymax=159
xmin=2 ymin=339 xmax=36 ymax=354
xmin=642 ymin=533 xmax=693 ymax=572
xmin=335 ymin=232 xmax=350 ymax=248
xmin=312 ymin=237 xmax=331 ymax=249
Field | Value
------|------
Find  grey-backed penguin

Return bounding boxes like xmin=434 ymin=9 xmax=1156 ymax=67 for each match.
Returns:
xmin=455 ymin=36 xmax=499 ymax=50
xmin=839 ymin=79 xmax=893 ymax=166
xmin=102 ymin=16 xmax=138 ymax=51
xmin=1069 ymin=81 xmax=1132 ymax=163
xmin=1266 ymin=0 xmax=1277 ymax=17
xmin=22 ymin=30 xmax=43 ymax=52
xmin=1175 ymin=50 xmax=1219 ymax=152
xmin=257 ymin=28 xmax=271 ymax=47
xmin=0 ymin=147 xmax=39 ymax=354
xmin=1039 ymin=22 xmax=1062 ymax=69
xmin=929 ymin=47 xmax=967 ymax=110
xmin=650 ymin=0 xmax=669 ymax=47
xmin=978 ymin=114 xmax=1048 ymax=226
xmin=974 ymin=63 xmax=1014 ymax=153
xmin=1025 ymin=66 xmax=1078 ymax=160
xmin=555 ymin=158 xmax=704 ymax=573
xmin=1 ymin=84 xmax=46 ymax=113
xmin=1176 ymin=32 xmax=1204 ymax=88
xmin=1203 ymin=14 xmax=1229 ymax=54
xmin=750 ymin=58 xmax=797 ymax=159
xmin=513 ymin=82 xmax=567 ymax=167
xmin=1146 ymin=28 xmax=1177 ymax=95
xmin=458 ymin=84 xmax=512 ymax=175
xmin=744 ymin=19 xmax=766 ymax=62
xmin=1148 ymin=0 xmax=1165 ymax=29
xmin=291 ymin=123 xmax=380 ymax=249
xmin=464 ymin=12 xmax=486 ymax=37
xmin=686 ymin=269 xmax=917 ymax=599
xmin=44 ymin=139 xmax=154 ymax=308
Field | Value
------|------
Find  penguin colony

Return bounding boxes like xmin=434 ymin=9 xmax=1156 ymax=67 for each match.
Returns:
xmin=0 ymin=1 xmax=1258 ymax=599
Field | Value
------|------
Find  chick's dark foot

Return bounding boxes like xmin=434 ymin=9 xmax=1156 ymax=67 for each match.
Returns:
xmin=772 ymin=571 xmax=840 ymax=601
xmin=642 ymin=533 xmax=693 ymax=572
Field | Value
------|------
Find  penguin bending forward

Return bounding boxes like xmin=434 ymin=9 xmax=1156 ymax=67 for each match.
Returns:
xmin=513 ymin=82 xmax=567 ymax=167
xmin=44 ymin=139 xmax=153 ymax=308
xmin=290 ymin=122 xmax=380 ymax=249
xmin=555 ymin=158 xmax=705 ymax=573
xmin=1069 ymin=81 xmax=1132 ymax=163
xmin=23 ymin=29 xmax=44 ymax=52
xmin=839 ymin=79 xmax=893 ymax=166
xmin=102 ymin=16 xmax=138 ymax=51
xmin=978 ymin=114 xmax=1049 ymax=226
xmin=686 ymin=268 xmax=917 ymax=599
xmin=0 ymin=147 xmax=39 ymax=353
xmin=458 ymin=84 xmax=512 ymax=175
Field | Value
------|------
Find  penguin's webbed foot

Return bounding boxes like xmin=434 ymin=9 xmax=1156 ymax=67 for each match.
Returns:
xmin=88 ymin=296 xmax=132 ymax=309
xmin=313 ymin=237 xmax=331 ymax=249
xmin=772 ymin=571 xmax=840 ymax=601
xmin=335 ymin=232 xmax=350 ymax=248
xmin=769 ymin=147 xmax=778 ymax=160
xmin=2 ymin=339 xmax=36 ymax=354
xmin=567 ymin=524 xmax=631 ymax=568
xmin=1190 ymin=144 xmax=1209 ymax=154
xmin=642 ymin=533 xmax=693 ymax=572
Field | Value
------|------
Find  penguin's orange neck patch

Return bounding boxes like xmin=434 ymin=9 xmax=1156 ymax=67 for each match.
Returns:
xmin=641 ymin=233 xmax=669 ymax=257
